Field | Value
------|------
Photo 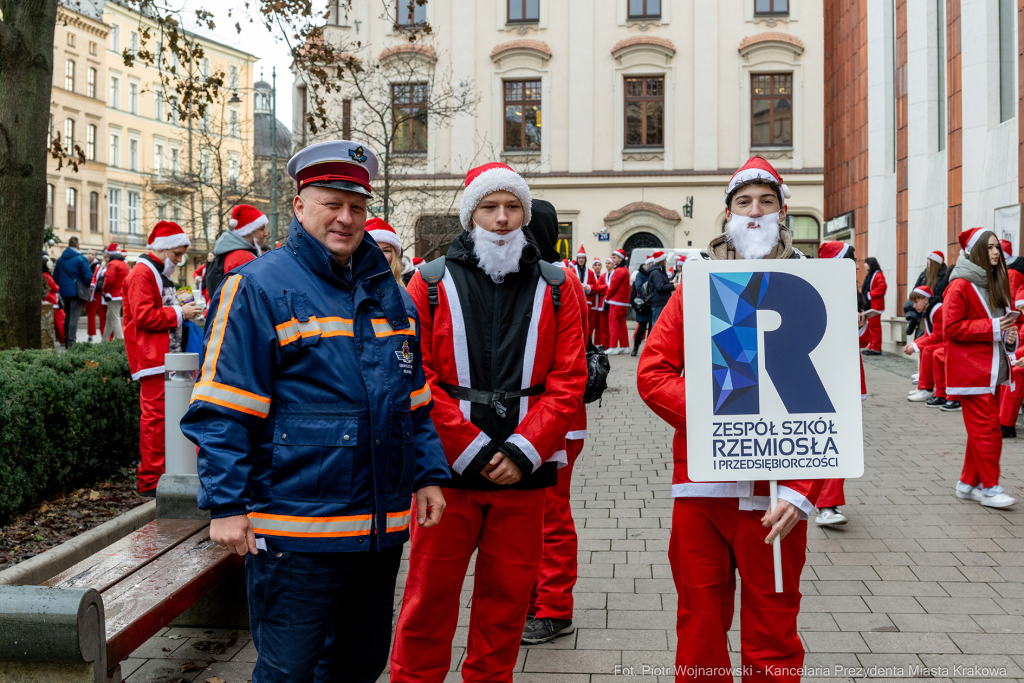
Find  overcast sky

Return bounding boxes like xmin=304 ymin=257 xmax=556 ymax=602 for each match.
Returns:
xmin=178 ymin=0 xmax=300 ymax=129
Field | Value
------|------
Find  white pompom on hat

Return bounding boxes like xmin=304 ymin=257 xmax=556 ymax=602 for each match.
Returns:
xmin=229 ymin=204 xmax=269 ymax=237
xmin=458 ymin=162 xmax=532 ymax=230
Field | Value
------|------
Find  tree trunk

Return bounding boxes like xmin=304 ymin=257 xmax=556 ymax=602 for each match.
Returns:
xmin=0 ymin=0 xmax=59 ymax=350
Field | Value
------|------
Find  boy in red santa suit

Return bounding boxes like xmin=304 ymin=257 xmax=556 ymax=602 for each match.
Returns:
xmin=946 ymin=228 xmax=1017 ymax=508
xmin=605 ymin=248 xmax=631 ymax=353
xmin=591 ymin=258 xmax=608 ymax=345
xmin=390 ymin=163 xmax=587 ymax=683
xmin=637 ymin=156 xmax=822 ymax=682
xmin=904 ymin=286 xmax=947 ymax=406
xmin=122 ymin=221 xmax=202 ymax=495
xmin=204 ymin=204 xmax=268 ymax=298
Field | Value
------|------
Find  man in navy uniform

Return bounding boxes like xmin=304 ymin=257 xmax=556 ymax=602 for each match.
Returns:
xmin=181 ymin=140 xmax=450 ymax=683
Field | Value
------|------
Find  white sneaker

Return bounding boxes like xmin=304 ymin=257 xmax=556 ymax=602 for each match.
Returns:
xmin=908 ymin=389 xmax=934 ymax=402
xmin=955 ymin=482 xmax=975 ymax=500
xmin=816 ymin=507 xmax=848 ymax=526
xmin=909 ymin=388 xmax=919 ymax=395
xmin=911 ymin=372 xmax=919 ymax=382
xmin=972 ymin=486 xmax=1016 ymax=508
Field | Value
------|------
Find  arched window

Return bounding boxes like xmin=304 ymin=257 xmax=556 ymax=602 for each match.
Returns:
xmin=66 ymin=187 xmax=78 ymax=231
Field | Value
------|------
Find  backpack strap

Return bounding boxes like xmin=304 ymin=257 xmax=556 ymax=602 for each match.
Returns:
xmin=418 ymin=256 xmax=447 ymax=313
xmin=538 ymin=260 xmax=566 ymax=309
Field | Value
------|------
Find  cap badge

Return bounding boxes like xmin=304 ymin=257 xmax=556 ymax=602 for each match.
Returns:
xmin=349 ymin=146 xmax=368 ymax=163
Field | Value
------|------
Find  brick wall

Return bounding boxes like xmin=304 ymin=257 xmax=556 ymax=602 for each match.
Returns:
xmin=823 ymin=0 xmax=869 ymax=260
xmin=896 ymin=0 xmax=909 ymax=305
xmin=946 ymin=0 xmax=962 ymax=261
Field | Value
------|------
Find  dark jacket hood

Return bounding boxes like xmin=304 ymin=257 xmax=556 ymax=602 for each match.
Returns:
xmin=107 ymin=252 xmax=126 ymax=262
xmin=527 ymin=199 xmax=560 ymax=263
xmin=213 ymin=229 xmax=258 ymax=257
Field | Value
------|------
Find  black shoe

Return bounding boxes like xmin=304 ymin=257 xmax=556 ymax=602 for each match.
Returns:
xmin=630 ymin=348 xmax=638 ymax=357
xmin=138 ymin=488 xmax=156 ymax=498
xmin=925 ymin=396 xmax=946 ymax=408
xmin=940 ymin=400 xmax=962 ymax=412
xmin=862 ymin=349 xmax=882 ymax=356
xmin=521 ymin=617 xmax=574 ymax=645
xmin=1002 ymin=425 xmax=1017 ymax=438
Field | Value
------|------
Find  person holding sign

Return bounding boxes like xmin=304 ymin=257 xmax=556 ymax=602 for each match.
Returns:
xmin=637 ymin=156 xmax=824 ymax=682
xmin=946 ymin=228 xmax=1018 ymax=508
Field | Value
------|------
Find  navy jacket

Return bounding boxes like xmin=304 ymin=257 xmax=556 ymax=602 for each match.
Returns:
xmin=648 ymin=265 xmax=675 ymax=309
xmin=53 ymin=248 xmax=93 ymax=299
xmin=181 ymin=218 xmax=450 ymax=552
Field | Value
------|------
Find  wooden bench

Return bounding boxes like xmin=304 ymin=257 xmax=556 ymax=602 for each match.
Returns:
xmin=0 ymin=475 xmax=244 ymax=683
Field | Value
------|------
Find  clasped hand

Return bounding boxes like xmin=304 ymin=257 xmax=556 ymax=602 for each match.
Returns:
xmin=481 ymin=450 xmax=522 ymax=486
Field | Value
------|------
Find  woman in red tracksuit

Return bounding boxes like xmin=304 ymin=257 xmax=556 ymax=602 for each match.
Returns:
xmin=946 ymin=228 xmax=1017 ymax=508
xmin=861 ymin=257 xmax=886 ymax=353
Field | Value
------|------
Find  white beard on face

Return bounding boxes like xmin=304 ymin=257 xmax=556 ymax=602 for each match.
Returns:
xmin=472 ymin=225 xmax=526 ymax=283
xmin=725 ymin=211 xmax=782 ymax=260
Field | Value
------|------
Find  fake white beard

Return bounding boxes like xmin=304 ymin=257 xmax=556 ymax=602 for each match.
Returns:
xmin=472 ymin=225 xmax=526 ymax=283
xmin=725 ymin=211 xmax=782 ymax=260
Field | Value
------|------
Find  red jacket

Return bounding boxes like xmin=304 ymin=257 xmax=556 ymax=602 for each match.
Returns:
xmin=225 ymin=249 xmax=257 ymax=275
xmin=102 ymin=258 xmax=129 ymax=301
xmin=123 ymin=255 xmax=182 ymax=380
xmin=605 ymin=264 xmax=631 ymax=306
xmin=570 ymin=263 xmax=599 ymax=309
xmin=866 ymin=270 xmax=886 ymax=311
xmin=407 ymin=265 xmax=587 ymax=479
xmin=592 ymin=271 xmax=608 ymax=310
xmin=943 ymin=277 xmax=1014 ymax=396
xmin=558 ymin=262 xmax=589 ymax=440
xmin=912 ymin=303 xmax=944 ymax=352
xmin=636 ymin=285 xmax=822 ymax=519
xmin=43 ymin=272 xmax=59 ymax=306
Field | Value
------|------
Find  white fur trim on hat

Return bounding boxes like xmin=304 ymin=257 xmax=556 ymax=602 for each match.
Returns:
xmin=645 ymin=256 xmax=654 ymax=265
xmin=653 ymin=252 xmax=667 ymax=263
xmin=927 ymin=251 xmax=944 ymax=264
xmin=234 ymin=213 xmax=268 ymax=238
xmin=727 ymin=169 xmax=791 ymax=200
xmin=459 ymin=167 xmax=532 ymax=230
xmin=369 ymin=228 xmax=402 ymax=253
xmin=148 ymin=233 xmax=191 ymax=251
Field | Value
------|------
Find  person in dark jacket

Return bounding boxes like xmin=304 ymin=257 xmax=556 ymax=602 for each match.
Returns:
xmin=181 ymin=141 xmax=450 ymax=683
xmin=631 ymin=259 xmax=652 ymax=356
xmin=906 ymin=250 xmax=949 ymax=338
xmin=53 ymin=236 xmax=94 ymax=347
xmin=647 ymin=250 xmax=676 ymax=326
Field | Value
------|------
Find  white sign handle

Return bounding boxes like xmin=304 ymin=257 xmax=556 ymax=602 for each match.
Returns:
xmin=770 ymin=480 xmax=783 ymax=594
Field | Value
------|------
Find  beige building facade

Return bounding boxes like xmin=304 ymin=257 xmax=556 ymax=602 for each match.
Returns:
xmin=295 ymin=0 xmax=824 ymax=261
xmin=47 ymin=1 xmax=256 ymax=277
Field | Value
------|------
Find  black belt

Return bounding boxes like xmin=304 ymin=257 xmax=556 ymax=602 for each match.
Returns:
xmin=440 ymin=382 xmax=545 ymax=418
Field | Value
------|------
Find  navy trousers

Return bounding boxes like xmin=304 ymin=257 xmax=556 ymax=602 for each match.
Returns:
xmin=247 ymin=539 xmax=403 ymax=683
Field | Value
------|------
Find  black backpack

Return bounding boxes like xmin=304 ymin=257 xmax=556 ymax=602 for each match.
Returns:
xmin=203 ymin=254 xmax=227 ymax=301
xmin=583 ymin=342 xmax=611 ymax=405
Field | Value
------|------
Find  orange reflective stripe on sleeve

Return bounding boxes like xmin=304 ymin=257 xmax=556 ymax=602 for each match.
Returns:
xmin=201 ymin=274 xmax=243 ymax=383
xmin=191 ymin=381 xmax=271 ymax=418
xmin=386 ymin=508 xmax=412 ymax=533
xmin=249 ymin=511 xmax=373 ymax=538
xmin=410 ymin=383 xmax=431 ymax=410
xmin=371 ymin=317 xmax=417 ymax=337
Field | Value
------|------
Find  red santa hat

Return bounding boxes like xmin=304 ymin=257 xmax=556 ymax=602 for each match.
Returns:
xmin=458 ymin=162 xmax=532 ymax=230
xmin=593 ymin=257 xmax=602 ymax=266
xmin=576 ymin=245 xmax=587 ymax=259
xmin=147 ymin=220 xmax=190 ymax=251
xmin=726 ymin=156 xmax=791 ymax=204
xmin=1001 ymin=239 xmax=1013 ymax=260
xmin=818 ymin=241 xmax=851 ymax=259
xmin=645 ymin=255 xmax=655 ymax=265
xmin=229 ymin=204 xmax=268 ymax=237
xmin=958 ymin=227 xmax=989 ymax=253
xmin=105 ymin=242 xmax=119 ymax=254
xmin=412 ymin=257 xmax=425 ymax=269
xmin=927 ymin=250 xmax=945 ymax=264
xmin=604 ymin=257 xmax=614 ymax=264
xmin=365 ymin=217 xmax=402 ymax=254
xmin=652 ymin=250 xmax=667 ymax=264
xmin=613 ymin=248 xmax=627 ymax=261
xmin=911 ymin=285 xmax=934 ymax=299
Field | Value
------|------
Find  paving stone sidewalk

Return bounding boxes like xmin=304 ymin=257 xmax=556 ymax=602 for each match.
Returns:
xmin=121 ymin=350 xmax=1024 ymax=682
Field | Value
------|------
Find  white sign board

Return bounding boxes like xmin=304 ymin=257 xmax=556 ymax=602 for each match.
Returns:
xmin=994 ymin=204 xmax=1020 ymax=258
xmin=682 ymin=259 xmax=865 ymax=482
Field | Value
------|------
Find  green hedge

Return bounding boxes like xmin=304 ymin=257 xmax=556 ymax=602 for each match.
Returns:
xmin=0 ymin=342 xmax=140 ymax=520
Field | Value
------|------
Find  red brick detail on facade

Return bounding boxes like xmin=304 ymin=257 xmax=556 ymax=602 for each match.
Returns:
xmin=379 ymin=44 xmax=436 ymax=62
xmin=823 ymin=0 xmax=869 ymax=264
xmin=947 ymin=0 xmax=963 ymax=262
xmin=737 ymin=32 xmax=806 ymax=53
xmin=603 ymin=202 xmax=681 ymax=223
xmin=490 ymin=40 xmax=553 ymax=59
xmin=1019 ymin=0 xmax=1024 ymax=209
xmin=610 ymin=36 xmax=676 ymax=56
xmin=896 ymin=0 xmax=909 ymax=306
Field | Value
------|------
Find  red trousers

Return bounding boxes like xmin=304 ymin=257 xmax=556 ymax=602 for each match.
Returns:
xmin=138 ymin=375 xmax=166 ymax=492
xmin=608 ymin=304 xmax=629 ymax=349
xmin=669 ymin=498 xmax=807 ymax=683
xmin=391 ymin=487 xmax=546 ymax=683
xmin=85 ymin=299 xmax=106 ymax=337
xmin=597 ymin=309 xmax=609 ymax=347
xmin=817 ymin=479 xmax=845 ymax=508
xmin=865 ymin=315 xmax=882 ymax=351
xmin=958 ymin=392 xmax=1002 ymax=489
xmin=588 ymin=309 xmax=599 ymax=344
xmin=530 ymin=439 xmax=582 ymax=620
xmin=859 ymin=356 xmax=866 ymax=399
xmin=53 ymin=308 xmax=65 ymax=344
xmin=918 ymin=346 xmax=947 ymax=399
xmin=999 ymin=367 xmax=1024 ymax=426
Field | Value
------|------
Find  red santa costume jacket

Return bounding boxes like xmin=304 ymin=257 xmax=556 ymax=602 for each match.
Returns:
xmin=605 ymin=263 xmax=631 ymax=307
xmin=637 ymin=286 xmax=822 ymax=518
xmin=570 ymin=260 xmax=598 ymax=305
xmin=102 ymin=257 xmax=129 ymax=300
xmin=911 ymin=303 xmax=944 ymax=352
xmin=407 ymin=267 xmax=586 ymax=476
xmin=944 ymin=277 xmax=1014 ymax=396
xmin=123 ymin=256 xmax=183 ymax=380
xmin=867 ymin=270 xmax=887 ymax=311
xmin=558 ymin=262 xmax=589 ymax=440
xmin=592 ymin=270 xmax=608 ymax=310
